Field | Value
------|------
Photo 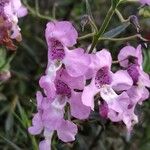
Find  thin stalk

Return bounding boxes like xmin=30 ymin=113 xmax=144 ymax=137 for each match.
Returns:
xmin=99 ymin=34 xmax=142 ymax=42
xmin=115 ymin=9 xmax=126 ymax=22
xmin=23 ymin=0 xmax=54 ymax=21
xmin=78 ymin=33 xmax=95 ymax=40
xmin=88 ymin=16 xmax=98 ymax=32
xmin=89 ymin=6 xmax=115 ymax=53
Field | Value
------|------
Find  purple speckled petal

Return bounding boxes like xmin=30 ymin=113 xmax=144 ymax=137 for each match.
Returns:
xmin=56 ymin=69 xmax=85 ymax=90
xmin=118 ymin=45 xmax=142 ymax=67
xmin=85 ymin=49 xmax=112 ymax=79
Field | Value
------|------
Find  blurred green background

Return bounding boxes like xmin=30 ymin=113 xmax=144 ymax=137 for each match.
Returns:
xmin=0 ymin=0 xmax=150 ymax=149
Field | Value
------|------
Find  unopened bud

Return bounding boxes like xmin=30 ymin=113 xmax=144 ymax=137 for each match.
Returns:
xmin=130 ymin=15 xmax=140 ymax=33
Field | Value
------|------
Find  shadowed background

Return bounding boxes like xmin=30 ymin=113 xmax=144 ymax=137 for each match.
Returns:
xmin=0 ymin=0 xmax=150 ymax=149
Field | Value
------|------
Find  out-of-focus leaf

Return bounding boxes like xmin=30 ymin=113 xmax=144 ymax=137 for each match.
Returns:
xmin=5 ymin=111 xmax=14 ymax=134
xmin=0 ymin=48 xmax=6 ymax=68
xmin=0 ymin=134 xmax=22 ymax=150
xmin=0 ymin=93 xmax=7 ymax=101
xmin=143 ymin=49 xmax=150 ymax=72
xmin=139 ymin=6 xmax=150 ymax=18
xmin=103 ymin=22 xmax=130 ymax=38
xmin=5 ymin=96 xmax=18 ymax=134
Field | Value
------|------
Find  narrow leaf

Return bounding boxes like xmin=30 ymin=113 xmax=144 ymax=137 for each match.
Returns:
xmin=103 ymin=22 xmax=130 ymax=38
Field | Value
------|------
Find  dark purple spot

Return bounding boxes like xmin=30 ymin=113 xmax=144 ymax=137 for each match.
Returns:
xmin=95 ymin=66 xmax=112 ymax=88
xmin=127 ymin=64 xmax=139 ymax=84
xmin=55 ymin=80 xmax=71 ymax=98
xmin=48 ymin=38 xmax=65 ymax=60
xmin=128 ymin=56 xmax=138 ymax=65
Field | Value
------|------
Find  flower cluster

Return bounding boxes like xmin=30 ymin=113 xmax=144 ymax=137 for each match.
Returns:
xmin=0 ymin=0 xmax=27 ymax=50
xmin=28 ymin=21 xmax=150 ymax=150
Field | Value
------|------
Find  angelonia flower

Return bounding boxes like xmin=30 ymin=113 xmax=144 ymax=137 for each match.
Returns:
xmin=139 ymin=0 xmax=150 ymax=5
xmin=29 ymin=21 xmax=150 ymax=149
xmin=0 ymin=0 xmax=27 ymax=50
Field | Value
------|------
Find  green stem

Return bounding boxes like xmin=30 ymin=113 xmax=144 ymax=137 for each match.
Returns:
xmin=115 ymin=9 xmax=126 ymax=22
xmin=99 ymin=34 xmax=141 ymax=42
xmin=88 ymin=16 xmax=98 ymax=32
xmin=89 ymin=6 xmax=115 ymax=53
xmin=78 ymin=33 xmax=95 ymax=40
xmin=23 ymin=0 xmax=54 ymax=21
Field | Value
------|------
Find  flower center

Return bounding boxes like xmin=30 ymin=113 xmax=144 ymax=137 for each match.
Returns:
xmin=55 ymin=80 xmax=71 ymax=98
xmin=95 ymin=66 xmax=112 ymax=88
xmin=127 ymin=64 xmax=139 ymax=84
xmin=48 ymin=38 xmax=65 ymax=60
xmin=128 ymin=56 xmax=138 ymax=65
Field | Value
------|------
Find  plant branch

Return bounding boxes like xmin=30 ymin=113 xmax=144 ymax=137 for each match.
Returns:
xmin=89 ymin=6 xmax=116 ymax=53
xmin=78 ymin=33 xmax=95 ymax=40
xmin=115 ymin=9 xmax=127 ymax=22
xmin=99 ymin=34 xmax=146 ymax=42
xmin=23 ymin=0 xmax=54 ymax=21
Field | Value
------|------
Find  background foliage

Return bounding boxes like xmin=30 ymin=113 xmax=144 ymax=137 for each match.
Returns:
xmin=0 ymin=0 xmax=150 ymax=149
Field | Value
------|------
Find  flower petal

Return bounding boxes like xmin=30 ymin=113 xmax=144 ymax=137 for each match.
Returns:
xmin=82 ymin=78 xmax=99 ymax=110
xmin=70 ymin=92 xmax=91 ymax=119
xmin=63 ymin=48 xmax=90 ymax=77
xmin=39 ymin=140 xmax=51 ymax=150
xmin=57 ymin=120 xmax=78 ymax=142
xmin=118 ymin=45 xmax=142 ymax=67
xmin=45 ymin=21 xmax=78 ymax=47
xmin=28 ymin=113 xmax=43 ymax=135
xmin=111 ymin=70 xmax=133 ymax=91
xmin=56 ymin=69 xmax=85 ymax=90
xmin=39 ymin=75 xmax=56 ymax=99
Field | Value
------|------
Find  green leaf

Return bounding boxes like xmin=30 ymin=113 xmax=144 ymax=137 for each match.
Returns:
xmin=139 ymin=6 xmax=150 ymax=18
xmin=103 ymin=22 xmax=130 ymax=38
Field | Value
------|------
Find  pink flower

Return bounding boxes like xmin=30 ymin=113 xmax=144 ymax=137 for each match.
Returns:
xmin=28 ymin=91 xmax=78 ymax=150
xmin=45 ymin=21 xmax=90 ymax=77
xmin=40 ymin=68 xmax=91 ymax=119
xmin=118 ymin=45 xmax=150 ymax=100
xmin=82 ymin=49 xmax=133 ymax=110
xmin=100 ymin=92 xmax=138 ymax=131
xmin=4 ymin=0 xmax=28 ymax=39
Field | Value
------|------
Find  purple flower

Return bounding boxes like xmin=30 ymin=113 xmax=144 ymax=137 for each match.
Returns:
xmin=45 ymin=21 xmax=90 ymax=77
xmin=118 ymin=44 xmax=150 ymax=95
xmin=3 ymin=0 xmax=27 ymax=39
xmin=100 ymin=92 xmax=138 ymax=132
xmin=28 ymin=91 xmax=78 ymax=150
xmin=82 ymin=49 xmax=133 ymax=110
xmin=40 ymin=68 xmax=91 ymax=119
